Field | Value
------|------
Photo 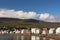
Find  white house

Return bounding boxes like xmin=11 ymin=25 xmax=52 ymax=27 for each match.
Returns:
xmin=3 ymin=30 xmax=8 ymax=34
xmin=0 ymin=30 xmax=8 ymax=34
xmin=31 ymin=28 xmax=36 ymax=34
xmin=31 ymin=28 xmax=40 ymax=34
xmin=49 ymin=28 xmax=55 ymax=34
xmin=13 ymin=30 xmax=20 ymax=34
xmin=56 ymin=27 xmax=60 ymax=34
xmin=21 ymin=29 xmax=25 ymax=34
xmin=10 ymin=31 xmax=13 ymax=34
xmin=35 ymin=28 xmax=40 ymax=34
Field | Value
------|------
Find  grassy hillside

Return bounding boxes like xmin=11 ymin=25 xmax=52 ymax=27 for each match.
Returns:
xmin=0 ymin=18 xmax=60 ymax=28
xmin=0 ymin=22 xmax=60 ymax=28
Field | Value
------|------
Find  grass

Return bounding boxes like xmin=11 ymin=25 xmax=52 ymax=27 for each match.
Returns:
xmin=0 ymin=22 xmax=60 ymax=28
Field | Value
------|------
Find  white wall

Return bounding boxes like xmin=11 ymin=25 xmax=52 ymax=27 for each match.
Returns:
xmin=31 ymin=28 xmax=40 ymax=34
xmin=31 ymin=28 xmax=36 ymax=34
xmin=21 ymin=29 xmax=25 ymax=34
xmin=56 ymin=27 xmax=60 ymax=34
xmin=49 ymin=28 xmax=55 ymax=34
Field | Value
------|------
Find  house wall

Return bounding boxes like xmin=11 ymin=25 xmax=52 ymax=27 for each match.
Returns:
xmin=56 ymin=27 xmax=60 ymax=34
xmin=42 ymin=28 xmax=47 ymax=34
xmin=31 ymin=28 xmax=40 ymax=34
xmin=49 ymin=28 xmax=55 ymax=34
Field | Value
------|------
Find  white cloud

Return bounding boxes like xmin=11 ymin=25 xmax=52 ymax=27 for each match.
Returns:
xmin=39 ymin=13 xmax=57 ymax=22
xmin=39 ymin=13 xmax=50 ymax=20
xmin=0 ymin=9 xmax=39 ymax=19
xmin=0 ymin=9 xmax=60 ymax=22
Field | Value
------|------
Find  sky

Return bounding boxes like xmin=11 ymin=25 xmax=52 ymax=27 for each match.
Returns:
xmin=0 ymin=0 xmax=60 ymax=22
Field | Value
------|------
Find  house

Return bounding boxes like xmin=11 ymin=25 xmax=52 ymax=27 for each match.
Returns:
xmin=24 ymin=29 xmax=31 ymax=35
xmin=31 ymin=28 xmax=40 ymax=34
xmin=31 ymin=28 xmax=36 ymax=34
xmin=35 ymin=28 xmax=40 ymax=34
xmin=3 ymin=30 xmax=8 ymax=34
xmin=49 ymin=28 xmax=55 ymax=34
xmin=1 ymin=30 xmax=4 ymax=34
xmin=9 ymin=31 xmax=13 ymax=34
xmin=13 ymin=30 xmax=20 ymax=34
xmin=42 ymin=28 xmax=47 ymax=34
xmin=21 ymin=29 xmax=26 ymax=34
xmin=56 ymin=27 xmax=60 ymax=34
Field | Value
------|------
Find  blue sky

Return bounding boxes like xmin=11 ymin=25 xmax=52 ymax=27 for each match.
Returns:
xmin=0 ymin=0 xmax=60 ymax=13
xmin=0 ymin=0 xmax=60 ymax=22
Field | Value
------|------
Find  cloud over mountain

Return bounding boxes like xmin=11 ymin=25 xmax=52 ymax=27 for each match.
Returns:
xmin=0 ymin=9 xmax=38 ymax=19
xmin=0 ymin=9 xmax=59 ymax=22
xmin=39 ymin=13 xmax=57 ymax=22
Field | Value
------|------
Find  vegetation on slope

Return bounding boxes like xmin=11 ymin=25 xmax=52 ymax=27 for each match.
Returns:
xmin=0 ymin=18 xmax=60 ymax=29
xmin=0 ymin=22 xmax=60 ymax=28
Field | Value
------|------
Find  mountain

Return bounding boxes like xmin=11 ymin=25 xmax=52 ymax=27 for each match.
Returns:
xmin=0 ymin=17 xmax=60 ymax=28
xmin=0 ymin=17 xmax=43 ymax=22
